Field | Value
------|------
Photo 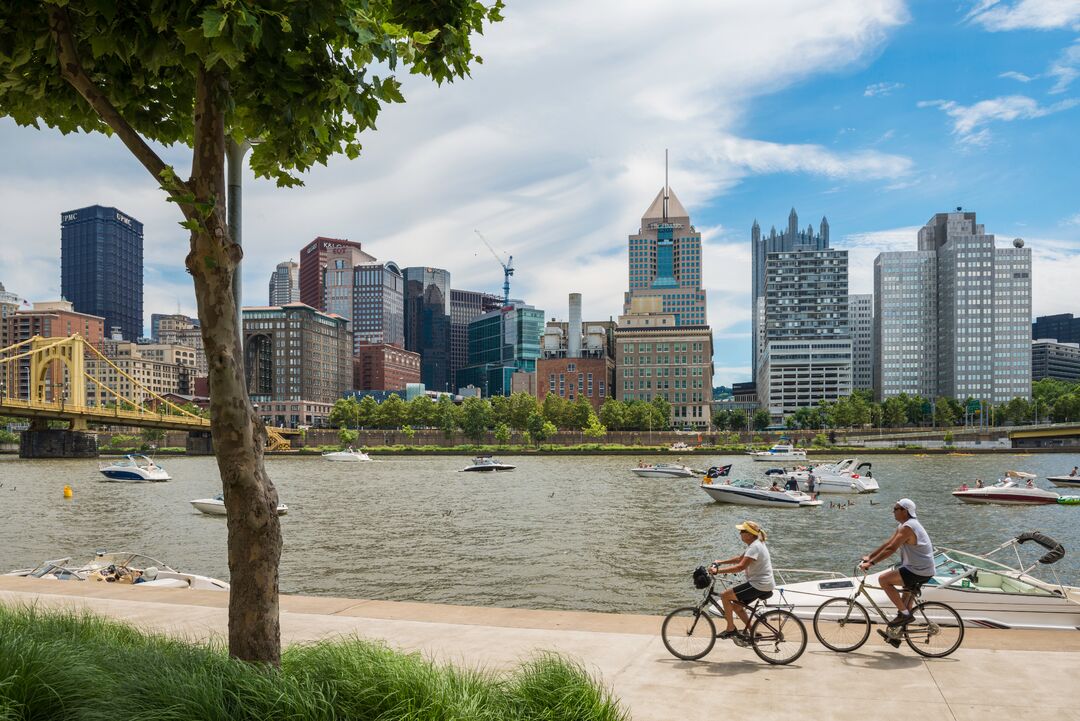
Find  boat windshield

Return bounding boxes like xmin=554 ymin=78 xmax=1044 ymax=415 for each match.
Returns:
xmin=731 ymin=480 xmax=756 ymax=488
xmin=934 ymin=550 xmax=1056 ymax=595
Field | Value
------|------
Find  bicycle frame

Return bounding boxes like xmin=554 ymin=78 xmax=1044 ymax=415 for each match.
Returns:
xmin=847 ymin=573 xmax=917 ymax=623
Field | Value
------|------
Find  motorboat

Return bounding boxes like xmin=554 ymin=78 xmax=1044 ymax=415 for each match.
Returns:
xmin=631 ymin=462 xmax=697 ymax=479
xmin=748 ymin=443 xmax=808 ymax=462
xmin=5 ymin=551 xmax=229 ymax=591
xmin=98 ymin=454 xmax=171 ymax=482
xmin=189 ymin=494 xmax=288 ymax=516
xmin=953 ymin=472 xmax=1060 ymax=505
xmin=461 ymin=456 xmax=516 ymax=472
xmin=668 ymin=441 xmax=692 ymax=452
xmin=782 ymin=458 xmax=879 ymax=494
xmin=769 ymin=532 xmax=1080 ymax=631
xmin=1047 ymin=473 xmax=1080 ymax=489
xmin=700 ymin=478 xmax=821 ymax=507
xmin=321 ymin=447 xmax=371 ymax=462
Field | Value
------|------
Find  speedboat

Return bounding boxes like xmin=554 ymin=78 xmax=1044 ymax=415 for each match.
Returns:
xmin=1048 ymin=474 xmax=1080 ymax=489
xmin=461 ymin=456 xmax=516 ymax=472
xmin=748 ymin=443 xmax=808 ymax=462
xmin=98 ymin=454 xmax=170 ymax=482
xmin=190 ymin=494 xmax=288 ymax=516
xmin=5 ymin=551 xmax=229 ymax=591
xmin=783 ymin=458 xmax=879 ymax=494
xmin=631 ymin=463 xmax=696 ymax=479
xmin=953 ymin=472 xmax=1059 ymax=505
xmin=699 ymin=478 xmax=821 ymax=507
xmin=321 ymin=447 xmax=371 ymax=462
xmin=770 ymin=532 xmax=1080 ymax=631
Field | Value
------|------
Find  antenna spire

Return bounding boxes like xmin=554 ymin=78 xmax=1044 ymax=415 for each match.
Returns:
xmin=663 ymin=149 xmax=669 ymax=220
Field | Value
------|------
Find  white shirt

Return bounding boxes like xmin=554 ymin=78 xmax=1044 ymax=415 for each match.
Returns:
xmin=742 ymin=538 xmax=775 ymax=591
xmin=898 ymin=518 xmax=936 ymax=577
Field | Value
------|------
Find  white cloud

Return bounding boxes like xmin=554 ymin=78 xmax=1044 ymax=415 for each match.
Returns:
xmin=918 ymin=94 xmax=1080 ymax=145
xmin=966 ymin=0 xmax=1080 ymax=31
xmin=1064 ymin=212 xmax=1080 ymax=225
xmin=999 ymin=70 xmax=1035 ymax=82
xmin=0 ymin=0 xmax=913 ymax=343
xmin=864 ymin=81 xmax=904 ymax=96
xmin=1048 ymin=40 xmax=1080 ymax=92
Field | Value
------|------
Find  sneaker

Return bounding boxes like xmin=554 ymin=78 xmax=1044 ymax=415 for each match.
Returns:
xmin=718 ymin=629 xmax=739 ymax=640
xmin=887 ymin=612 xmax=913 ymax=628
xmin=876 ymin=629 xmax=902 ymax=648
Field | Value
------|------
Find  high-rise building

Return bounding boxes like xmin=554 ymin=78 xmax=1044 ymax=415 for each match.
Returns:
xmin=1033 ymin=314 xmax=1080 ymax=345
xmin=751 ymin=209 xmax=829 ymax=383
xmin=268 ymin=260 xmax=299 ymax=306
xmin=623 ymin=181 xmax=707 ymax=327
xmin=153 ymin=313 xmax=207 ymax=377
xmin=298 ymin=237 xmax=374 ymax=311
xmin=850 ymin=294 xmax=874 ymax=391
xmin=242 ymin=303 xmax=352 ymax=427
xmin=457 ymin=301 xmax=545 ymax=397
xmin=536 ymin=294 xmax=616 ymax=411
xmin=151 ymin=312 xmax=199 ymax=342
xmin=61 ymin=205 xmax=144 ymax=341
xmin=0 ymin=281 xmax=23 ymax=352
xmin=86 ymin=340 xmax=198 ymax=405
xmin=450 ymin=289 xmax=503 ymax=387
xmin=615 ymin=296 xmax=714 ymax=428
xmin=352 ymin=261 xmax=405 ymax=351
xmin=758 ymin=246 xmax=852 ymax=421
xmin=874 ymin=210 xmax=1031 ymax=403
xmin=1032 ymin=339 xmax=1080 ymax=381
xmin=403 ymin=267 xmax=452 ymax=391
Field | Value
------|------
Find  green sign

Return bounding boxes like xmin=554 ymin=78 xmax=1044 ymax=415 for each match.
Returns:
xmin=966 ymin=399 xmax=981 ymax=412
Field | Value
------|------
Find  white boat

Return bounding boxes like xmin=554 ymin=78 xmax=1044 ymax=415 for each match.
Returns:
xmin=668 ymin=441 xmax=692 ymax=452
xmin=461 ymin=456 xmax=516 ymax=472
xmin=98 ymin=454 xmax=171 ymax=482
xmin=6 ymin=551 xmax=229 ymax=591
xmin=190 ymin=494 xmax=288 ymax=516
xmin=953 ymin=472 xmax=1059 ymax=505
xmin=748 ymin=443 xmax=808 ymax=462
xmin=321 ymin=447 xmax=371 ymax=462
xmin=631 ymin=463 xmax=696 ymax=479
xmin=699 ymin=479 xmax=821 ymax=507
xmin=1047 ymin=474 xmax=1080 ymax=488
xmin=769 ymin=532 xmax=1080 ymax=631
xmin=783 ymin=458 xmax=879 ymax=494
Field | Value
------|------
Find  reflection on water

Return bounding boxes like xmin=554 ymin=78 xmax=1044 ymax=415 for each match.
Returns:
xmin=1 ymin=452 xmax=1079 ymax=614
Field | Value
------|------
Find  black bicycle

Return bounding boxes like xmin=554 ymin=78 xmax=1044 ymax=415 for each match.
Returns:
xmin=661 ymin=566 xmax=807 ymax=665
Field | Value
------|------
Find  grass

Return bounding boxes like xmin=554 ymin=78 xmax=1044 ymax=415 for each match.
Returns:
xmin=0 ymin=605 xmax=628 ymax=721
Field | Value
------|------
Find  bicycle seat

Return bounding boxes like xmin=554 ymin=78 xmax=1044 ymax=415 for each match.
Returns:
xmin=759 ymin=591 xmax=773 ymax=600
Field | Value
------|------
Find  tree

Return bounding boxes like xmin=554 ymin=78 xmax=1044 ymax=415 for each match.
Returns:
xmin=436 ymin=395 xmax=459 ymax=440
xmin=338 ymin=428 xmax=359 ymax=447
xmin=526 ymin=411 xmax=553 ymax=446
xmin=458 ymin=396 xmax=493 ymax=444
xmin=489 ymin=395 xmax=510 ymax=426
xmin=752 ymin=409 xmax=770 ymax=431
xmin=881 ymin=397 xmax=907 ymax=428
xmin=598 ymin=398 xmax=627 ymax=431
xmin=357 ymin=396 xmax=380 ymax=429
xmin=712 ymin=409 xmax=732 ymax=431
xmin=0 ymin=2 xmax=504 ymax=664
xmin=566 ymin=397 xmax=593 ymax=431
xmin=494 ymin=422 xmax=511 ymax=445
xmin=406 ymin=396 xmax=435 ymax=428
xmin=328 ymin=397 xmax=360 ymax=429
xmin=506 ymin=392 xmax=537 ymax=431
xmin=582 ymin=413 xmax=607 ymax=438
xmin=650 ymin=397 xmax=672 ymax=430
xmin=541 ymin=393 xmax=567 ymax=429
xmin=377 ymin=393 xmax=407 ymax=429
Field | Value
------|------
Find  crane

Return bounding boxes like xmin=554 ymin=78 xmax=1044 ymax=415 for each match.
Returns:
xmin=474 ymin=229 xmax=514 ymax=304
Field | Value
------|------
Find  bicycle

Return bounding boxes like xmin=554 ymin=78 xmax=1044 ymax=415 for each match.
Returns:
xmin=812 ymin=568 xmax=964 ymax=658
xmin=661 ymin=566 xmax=807 ymax=665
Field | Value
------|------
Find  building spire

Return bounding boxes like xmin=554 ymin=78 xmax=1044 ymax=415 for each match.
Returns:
xmin=663 ymin=148 xmax=669 ymax=220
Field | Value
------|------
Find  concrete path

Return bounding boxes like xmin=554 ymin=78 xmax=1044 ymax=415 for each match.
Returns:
xmin=2 ymin=576 xmax=1078 ymax=721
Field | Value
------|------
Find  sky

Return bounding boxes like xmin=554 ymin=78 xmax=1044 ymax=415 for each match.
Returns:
xmin=0 ymin=0 xmax=1078 ymax=385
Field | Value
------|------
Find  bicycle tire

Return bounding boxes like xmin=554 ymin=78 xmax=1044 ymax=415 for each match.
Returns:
xmin=813 ymin=597 xmax=872 ymax=652
xmin=661 ymin=606 xmax=716 ymax=661
xmin=750 ymin=609 xmax=807 ymax=665
xmin=903 ymin=601 xmax=964 ymax=658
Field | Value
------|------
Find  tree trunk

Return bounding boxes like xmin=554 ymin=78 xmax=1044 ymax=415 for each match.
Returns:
xmin=187 ymin=67 xmax=282 ymax=666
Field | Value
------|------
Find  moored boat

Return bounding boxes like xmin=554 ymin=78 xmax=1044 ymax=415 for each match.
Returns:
xmin=783 ymin=458 xmax=879 ymax=494
xmin=1048 ymin=472 xmax=1080 ymax=488
xmin=953 ymin=471 xmax=1059 ymax=505
xmin=98 ymin=454 xmax=170 ymax=482
xmin=632 ymin=463 xmax=696 ymax=479
xmin=700 ymin=478 xmax=820 ymax=507
xmin=190 ymin=493 xmax=288 ymax=516
xmin=461 ymin=456 xmax=516 ymax=472
xmin=5 ymin=551 xmax=229 ymax=591
xmin=748 ymin=443 xmax=808 ymax=462
xmin=321 ymin=447 xmax=371 ymax=462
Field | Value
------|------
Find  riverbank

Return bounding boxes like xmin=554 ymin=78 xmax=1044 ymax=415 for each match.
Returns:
xmin=2 ymin=577 xmax=1079 ymax=721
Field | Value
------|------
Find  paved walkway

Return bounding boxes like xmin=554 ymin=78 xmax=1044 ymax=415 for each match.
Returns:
xmin=1 ymin=577 xmax=1078 ymax=721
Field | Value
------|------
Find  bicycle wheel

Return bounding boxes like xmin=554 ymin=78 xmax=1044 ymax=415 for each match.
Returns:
xmin=813 ymin=597 xmax=872 ymax=652
xmin=904 ymin=601 xmax=964 ymax=658
xmin=750 ymin=609 xmax=807 ymax=665
xmin=661 ymin=607 xmax=716 ymax=660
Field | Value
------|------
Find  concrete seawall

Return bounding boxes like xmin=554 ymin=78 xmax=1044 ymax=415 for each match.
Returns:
xmin=2 ymin=577 xmax=1079 ymax=720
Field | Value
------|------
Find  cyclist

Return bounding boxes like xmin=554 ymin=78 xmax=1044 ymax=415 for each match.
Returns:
xmin=859 ymin=498 xmax=935 ymax=632
xmin=709 ymin=521 xmax=775 ymax=640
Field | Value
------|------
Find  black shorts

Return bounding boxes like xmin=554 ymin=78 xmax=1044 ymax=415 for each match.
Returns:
xmin=733 ymin=581 xmax=772 ymax=605
xmin=899 ymin=567 xmax=933 ymax=591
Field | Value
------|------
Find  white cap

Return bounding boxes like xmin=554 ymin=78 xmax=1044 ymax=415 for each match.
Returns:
xmin=896 ymin=498 xmax=917 ymax=518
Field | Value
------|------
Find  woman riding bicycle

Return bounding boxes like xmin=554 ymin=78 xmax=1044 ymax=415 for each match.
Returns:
xmin=709 ymin=520 xmax=775 ymax=640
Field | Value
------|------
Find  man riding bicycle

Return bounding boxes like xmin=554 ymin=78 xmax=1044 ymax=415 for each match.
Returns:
xmin=709 ymin=520 xmax=775 ymax=640
xmin=859 ymin=498 xmax=935 ymax=636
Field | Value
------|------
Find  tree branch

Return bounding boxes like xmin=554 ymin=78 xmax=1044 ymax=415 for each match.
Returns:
xmin=47 ymin=4 xmax=190 ymax=199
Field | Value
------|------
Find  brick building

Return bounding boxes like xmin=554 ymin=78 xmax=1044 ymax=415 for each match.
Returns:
xmin=353 ymin=342 xmax=422 ymax=391
xmin=4 ymin=300 xmax=105 ymax=401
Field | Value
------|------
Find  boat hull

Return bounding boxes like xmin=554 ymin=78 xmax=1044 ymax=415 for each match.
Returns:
xmin=99 ymin=470 xmax=170 ymax=482
xmin=322 ymin=453 xmax=371 ymax=462
xmin=1048 ymin=476 xmax=1080 ymax=488
xmin=750 ymin=453 xmax=808 ymax=462
xmin=190 ymin=499 xmax=287 ymax=516
xmin=462 ymin=465 xmax=515 ymax=472
xmin=953 ymin=490 xmax=1059 ymax=505
xmin=700 ymin=483 xmax=805 ymax=507
xmin=633 ymin=468 xmax=695 ymax=479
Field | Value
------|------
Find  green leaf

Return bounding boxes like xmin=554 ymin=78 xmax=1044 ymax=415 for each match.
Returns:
xmin=202 ymin=8 xmax=227 ymax=38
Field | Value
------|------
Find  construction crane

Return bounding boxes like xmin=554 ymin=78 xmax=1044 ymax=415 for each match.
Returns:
xmin=474 ymin=229 xmax=514 ymax=304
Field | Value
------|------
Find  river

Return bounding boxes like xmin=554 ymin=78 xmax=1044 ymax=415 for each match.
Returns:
xmin=2 ymin=452 xmax=1079 ymax=614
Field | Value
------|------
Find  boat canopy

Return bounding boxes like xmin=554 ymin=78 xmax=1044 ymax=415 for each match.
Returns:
xmin=1016 ymin=531 xmax=1065 ymax=565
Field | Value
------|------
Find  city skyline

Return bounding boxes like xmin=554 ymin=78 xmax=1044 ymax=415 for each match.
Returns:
xmin=0 ymin=1 xmax=1078 ymax=384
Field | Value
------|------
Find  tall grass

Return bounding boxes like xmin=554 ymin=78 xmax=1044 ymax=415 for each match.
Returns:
xmin=0 ymin=605 xmax=628 ymax=721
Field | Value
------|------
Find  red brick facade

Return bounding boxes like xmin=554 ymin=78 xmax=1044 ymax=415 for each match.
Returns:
xmin=353 ymin=342 xmax=421 ymax=391
xmin=536 ymin=356 xmax=615 ymax=412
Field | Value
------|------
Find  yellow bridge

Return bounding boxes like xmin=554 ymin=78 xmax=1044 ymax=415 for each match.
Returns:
xmin=0 ymin=334 xmax=292 ymax=450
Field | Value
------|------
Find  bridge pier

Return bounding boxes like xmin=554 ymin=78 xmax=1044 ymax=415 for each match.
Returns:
xmin=186 ymin=431 xmax=214 ymax=456
xmin=19 ymin=429 xmax=98 ymax=458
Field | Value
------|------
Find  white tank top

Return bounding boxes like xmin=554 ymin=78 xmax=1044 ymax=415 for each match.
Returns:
xmin=898 ymin=518 xmax=936 ymax=577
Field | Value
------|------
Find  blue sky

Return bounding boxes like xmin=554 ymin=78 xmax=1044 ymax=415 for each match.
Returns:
xmin=0 ymin=0 xmax=1077 ymax=385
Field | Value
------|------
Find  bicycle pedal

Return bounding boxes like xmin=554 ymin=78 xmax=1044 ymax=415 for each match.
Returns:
xmin=732 ymin=636 xmax=751 ymax=648
xmin=876 ymin=629 xmax=902 ymax=648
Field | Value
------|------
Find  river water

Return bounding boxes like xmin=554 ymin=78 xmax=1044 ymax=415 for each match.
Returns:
xmin=2 ymin=452 xmax=1079 ymax=614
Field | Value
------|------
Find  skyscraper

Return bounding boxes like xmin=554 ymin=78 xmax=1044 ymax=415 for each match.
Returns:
xmin=874 ymin=210 xmax=1031 ymax=402
xmin=850 ymin=294 xmax=874 ymax=391
xmin=61 ymin=205 xmax=144 ymax=341
xmin=750 ymin=208 xmax=829 ymax=383
xmin=268 ymin=260 xmax=299 ymax=306
xmin=352 ymin=261 xmax=405 ymax=350
xmin=450 ymin=288 xmax=503 ymax=387
xmin=403 ymin=267 xmax=452 ymax=391
xmin=457 ymin=301 xmax=545 ymax=397
xmin=298 ymin=237 xmax=374 ymax=311
xmin=1033 ymin=314 xmax=1080 ymax=345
